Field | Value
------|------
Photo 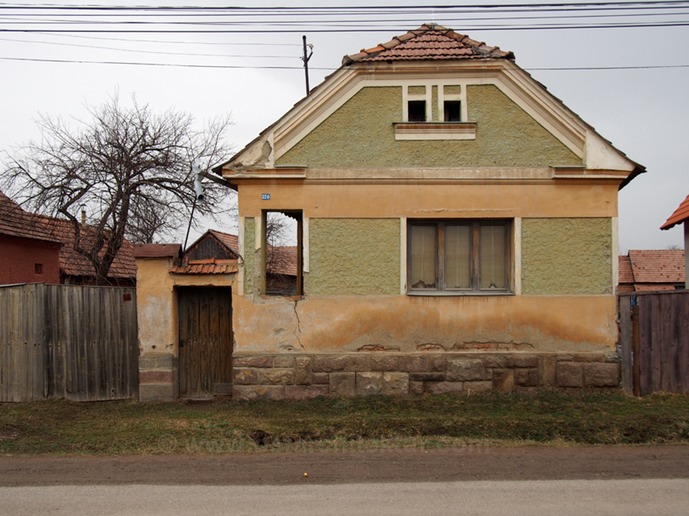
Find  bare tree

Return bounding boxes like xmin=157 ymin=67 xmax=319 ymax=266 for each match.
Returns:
xmin=2 ymin=96 xmax=234 ymax=283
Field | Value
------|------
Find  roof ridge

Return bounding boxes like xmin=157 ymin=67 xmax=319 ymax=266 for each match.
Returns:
xmin=343 ymin=23 xmax=514 ymax=66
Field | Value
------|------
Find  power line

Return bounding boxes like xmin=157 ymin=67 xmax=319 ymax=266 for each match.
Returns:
xmin=2 ymin=54 xmax=688 ymax=72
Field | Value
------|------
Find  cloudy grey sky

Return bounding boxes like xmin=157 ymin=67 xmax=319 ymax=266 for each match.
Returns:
xmin=1 ymin=1 xmax=687 ymax=251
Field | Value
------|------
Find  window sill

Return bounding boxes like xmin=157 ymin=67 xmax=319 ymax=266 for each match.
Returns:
xmin=407 ymin=290 xmax=514 ymax=297
xmin=394 ymin=122 xmax=477 ymax=141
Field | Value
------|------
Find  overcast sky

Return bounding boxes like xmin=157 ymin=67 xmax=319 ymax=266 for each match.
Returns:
xmin=1 ymin=1 xmax=687 ymax=251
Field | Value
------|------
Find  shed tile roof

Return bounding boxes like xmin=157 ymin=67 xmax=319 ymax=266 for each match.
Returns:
xmin=134 ymin=243 xmax=181 ymax=259
xmin=618 ymin=255 xmax=634 ymax=284
xmin=268 ymin=246 xmax=298 ymax=276
xmin=661 ymin=194 xmax=689 ymax=230
xmin=169 ymin=258 xmax=238 ymax=275
xmin=209 ymin=230 xmax=239 ymax=253
xmin=343 ymin=23 xmax=514 ymax=65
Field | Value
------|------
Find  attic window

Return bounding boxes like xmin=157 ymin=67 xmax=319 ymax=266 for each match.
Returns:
xmin=444 ymin=101 xmax=461 ymax=122
xmin=407 ymin=101 xmax=426 ymax=122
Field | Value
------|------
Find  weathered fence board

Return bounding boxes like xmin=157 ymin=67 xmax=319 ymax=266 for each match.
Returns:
xmin=0 ymin=284 xmax=138 ymax=402
xmin=619 ymin=291 xmax=689 ymax=396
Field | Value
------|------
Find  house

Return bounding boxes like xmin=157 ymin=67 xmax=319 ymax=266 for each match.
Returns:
xmin=661 ymin=194 xmax=689 ymax=288
xmin=0 ymin=191 xmax=62 ymax=284
xmin=138 ymin=24 xmax=643 ymax=400
xmin=617 ymin=250 xmax=686 ymax=293
xmin=0 ymin=191 xmax=136 ymax=286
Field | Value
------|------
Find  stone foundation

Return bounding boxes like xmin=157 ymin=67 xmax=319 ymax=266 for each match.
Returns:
xmin=232 ymin=351 xmax=620 ymax=400
xmin=139 ymin=354 xmax=178 ymax=402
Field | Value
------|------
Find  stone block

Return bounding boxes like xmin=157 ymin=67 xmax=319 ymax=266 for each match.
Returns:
xmin=295 ymin=356 xmax=313 ymax=385
xmin=260 ymin=368 xmax=295 ymax=385
xmin=410 ymin=372 xmax=446 ymax=382
xmin=382 ymin=372 xmax=410 ymax=396
xmin=515 ymin=368 xmax=539 ymax=387
xmin=370 ymin=355 xmax=400 ymax=372
xmin=446 ymin=358 xmax=486 ymax=381
xmin=344 ymin=354 xmax=372 ymax=372
xmin=492 ymin=369 xmax=514 ymax=392
xmin=399 ymin=355 xmax=427 ymax=372
xmin=330 ymin=372 xmax=356 ymax=397
xmin=425 ymin=381 xmax=464 ymax=395
xmin=539 ymin=355 xmax=557 ymax=387
xmin=233 ymin=355 xmax=274 ymax=368
xmin=139 ymin=370 xmax=174 ymax=384
xmin=409 ymin=381 xmax=425 ymax=395
xmin=233 ymin=368 xmax=260 ymax=385
xmin=507 ymin=354 xmax=539 ymax=368
xmin=139 ymin=354 xmax=175 ymax=370
xmin=482 ymin=354 xmax=510 ymax=369
xmin=312 ymin=354 xmax=347 ymax=372
xmin=584 ymin=362 xmax=620 ymax=387
xmin=463 ymin=381 xmax=493 ymax=394
xmin=273 ymin=355 xmax=296 ymax=368
xmin=232 ymin=385 xmax=285 ymax=401
xmin=312 ymin=372 xmax=330 ymax=385
xmin=556 ymin=362 xmax=584 ymax=388
xmin=356 ymin=372 xmax=384 ymax=396
xmin=285 ymin=385 xmax=330 ymax=400
xmin=139 ymin=383 xmax=176 ymax=402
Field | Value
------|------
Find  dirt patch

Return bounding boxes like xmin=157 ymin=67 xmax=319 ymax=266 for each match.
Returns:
xmin=1 ymin=445 xmax=688 ymax=486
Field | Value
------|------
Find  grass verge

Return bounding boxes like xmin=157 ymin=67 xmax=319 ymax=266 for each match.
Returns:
xmin=1 ymin=391 xmax=689 ymax=456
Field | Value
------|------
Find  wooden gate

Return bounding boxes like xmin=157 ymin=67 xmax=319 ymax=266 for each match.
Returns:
xmin=178 ymin=287 xmax=233 ymax=398
xmin=619 ymin=291 xmax=689 ymax=395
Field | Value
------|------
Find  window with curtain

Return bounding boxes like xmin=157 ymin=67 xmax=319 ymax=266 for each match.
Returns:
xmin=408 ymin=220 xmax=511 ymax=293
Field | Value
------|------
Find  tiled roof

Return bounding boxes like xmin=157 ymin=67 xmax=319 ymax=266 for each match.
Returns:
xmin=618 ymin=255 xmax=634 ymax=284
xmin=343 ymin=23 xmax=514 ymax=65
xmin=169 ymin=258 xmax=238 ymax=275
xmin=40 ymin=217 xmax=137 ymax=280
xmin=209 ymin=229 xmax=239 ymax=253
xmin=0 ymin=191 xmax=62 ymax=243
xmin=628 ymin=249 xmax=685 ymax=284
xmin=1 ymin=191 xmax=135 ymax=280
xmin=661 ymin=194 xmax=689 ymax=230
xmin=134 ymin=243 xmax=181 ymax=259
xmin=268 ymin=246 xmax=298 ymax=276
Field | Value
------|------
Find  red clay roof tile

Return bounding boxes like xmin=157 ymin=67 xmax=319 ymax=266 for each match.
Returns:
xmin=661 ymin=194 xmax=689 ymax=230
xmin=628 ymin=249 xmax=685 ymax=284
xmin=343 ymin=24 xmax=514 ymax=65
xmin=0 ymin=191 xmax=62 ymax=243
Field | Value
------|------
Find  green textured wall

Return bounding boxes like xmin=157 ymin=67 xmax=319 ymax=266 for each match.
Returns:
xmin=243 ymin=217 xmax=255 ymax=295
xmin=276 ymin=85 xmax=581 ymax=168
xmin=309 ymin=219 xmax=400 ymax=295
xmin=521 ymin=218 xmax=613 ymax=295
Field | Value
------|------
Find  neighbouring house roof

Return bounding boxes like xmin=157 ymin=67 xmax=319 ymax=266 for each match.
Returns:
xmin=343 ymin=23 xmax=514 ymax=65
xmin=618 ymin=250 xmax=685 ymax=293
xmin=134 ymin=243 xmax=182 ymax=259
xmin=0 ymin=191 xmax=62 ymax=244
xmin=0 ymin=191 xmax=136 ymax=282
xmin=661 ymin=194 xmax=689 ymax=230
xmin=40 ymin=217 xmax=137 ymax=281
xmin=267 ymin=246 xmax=298 ymax=276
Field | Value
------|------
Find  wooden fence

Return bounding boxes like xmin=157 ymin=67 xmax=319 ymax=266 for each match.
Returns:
xmin=0 ymin=283 xmax=138 ymax=402
xmin=618 ymin=291 xmax=689 ymax=396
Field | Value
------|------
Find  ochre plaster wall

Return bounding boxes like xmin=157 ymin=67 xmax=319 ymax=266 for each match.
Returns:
xmin=231 ymin=294 xmax=617 ymax=353
xmin=276 ymin=85 xmax=581 ymax=168
xmin=308 ymin=218 xmax=400 ymax=295
xmin=521 ymin=218 xmax=613 ymax=295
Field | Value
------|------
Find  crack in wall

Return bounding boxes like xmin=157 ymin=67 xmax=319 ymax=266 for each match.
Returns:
xmin=292 ymin=299 xmax=305 ymax=350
